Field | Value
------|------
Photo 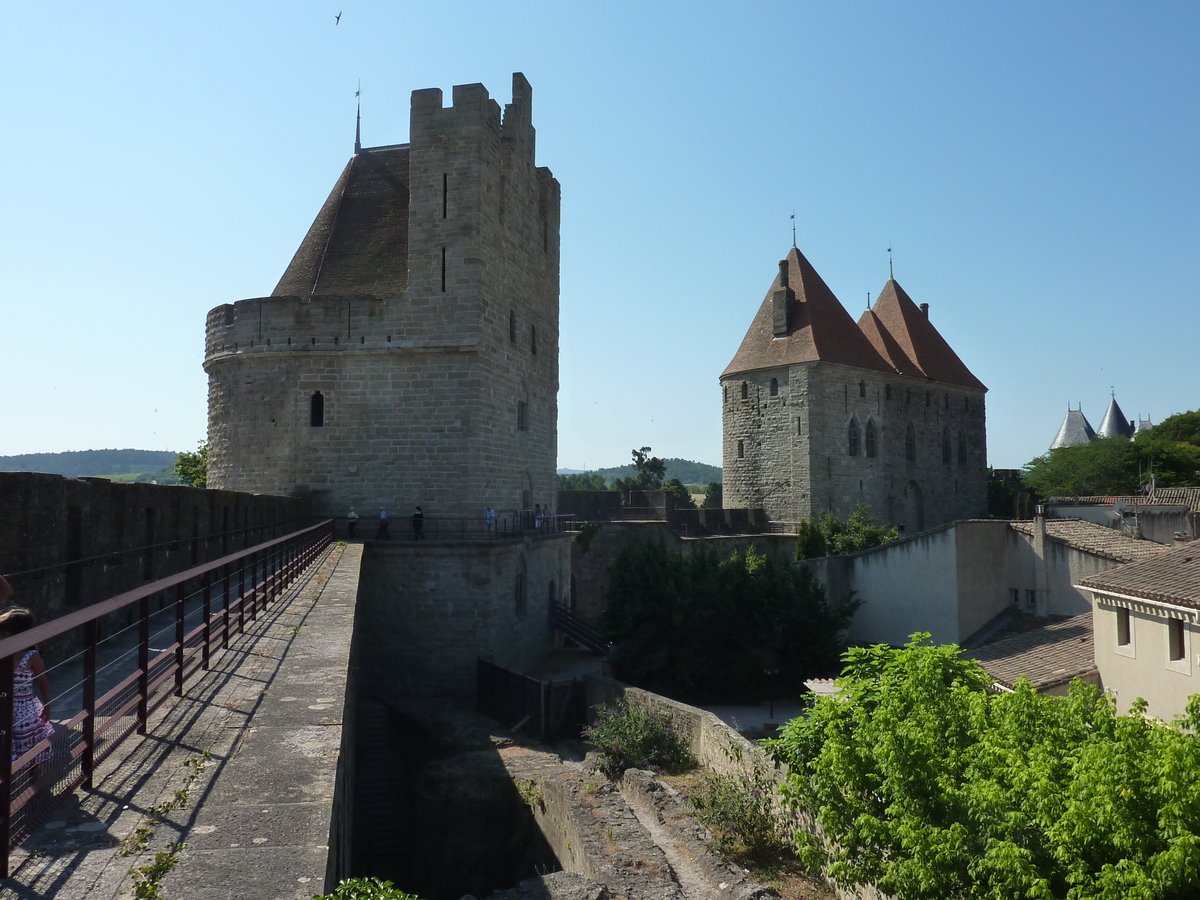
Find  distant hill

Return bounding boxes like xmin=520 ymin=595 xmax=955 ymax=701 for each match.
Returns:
xmin=0 ymin=449 xmax=180 ymax=478
xmin=558 ymin=458 xmax=721 ymax=486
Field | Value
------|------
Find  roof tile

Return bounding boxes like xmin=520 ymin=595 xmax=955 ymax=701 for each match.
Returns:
xmin=1078 ymin=546 xmax=1200 ymax=609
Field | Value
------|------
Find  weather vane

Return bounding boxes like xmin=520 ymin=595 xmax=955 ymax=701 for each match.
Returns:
xmin=790 ymin=209 xmax=796 ymax=248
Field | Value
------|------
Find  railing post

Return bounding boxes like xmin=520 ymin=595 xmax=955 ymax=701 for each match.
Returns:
xmin=175 ymin=581 xmax=186 ymax=696
xmin=238 ymin=557 xmax=246 ymax=636
xmin=202 ymin=571 xmax=212 ymax=671
xmin=222 ymin=563 xmax=231 ymax=650
xmin=138 ymin=595 xmax=150 ymax=734
xmin=249 ymin=551 xmax=258 ymax=622
xmin=0 ymin=653 xmax=14 ymax=878
xmin=83 ymin=619 xmax=98 ymax=788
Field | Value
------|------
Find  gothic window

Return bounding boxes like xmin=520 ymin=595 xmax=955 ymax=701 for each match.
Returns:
xmin=848 ymin=418 xmax=860 ymax=457
xmin=942 ymin=428 xmax=952 ymax=464
xmin=310 ymin=392 xmax=324 ymax=427
xmin=770 ymin=378 xmax=778 ymax=397
xmin=859 ymin=381 xmax=866 ymax=398
xmin=737 ymin=440 xmax=745 ymax=459
xmin=509 ymin=310 xmax=516 ymax=342
xmin=905 ymin=424 xmax=916 ymax=461
xmin=517 ymin=401 xmax=528 ymax=432
xmin=957 ymin=430 xmax=967 ymax=464
xmin=865 ymin=420 xmax=877 ymax=457
xmin=741 ymin=382 xmax=748 ymax=399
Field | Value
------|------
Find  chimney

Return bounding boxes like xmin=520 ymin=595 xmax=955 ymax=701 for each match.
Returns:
xmin=772 ymin=259 xmax=796 ymax=338
xmin=1032 ymin=505 xmax=1050 ymax=617
xmin=919 ymin=302 xmax=929 ymax=320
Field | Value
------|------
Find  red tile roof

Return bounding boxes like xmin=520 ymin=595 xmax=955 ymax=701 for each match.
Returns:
xmin=965 ymin=613 xmax=1095 ymax=690
xmin=865 ymin=279 xmax=987 ymax=391
xmin=722 ymin=247 xmax=895 ymax=378
xmin=1009 ymin=518 xmax=1169 ymax=563
xmin=1053 ymin=490 xmax=1200 ymax=513
xmin=1077 ymin=547 xmax=1200 ymax=609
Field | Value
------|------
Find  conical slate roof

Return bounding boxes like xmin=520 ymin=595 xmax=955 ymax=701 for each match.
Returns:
xmin=1097 ymin=395 xmax=1135 ymax=439
xmin=272 ymin=146 xmax=411 ymax=297
xmin=1051 ymin=408 xmax=1096 ymax=450
xmin=723 ymin=246 xmax=894 ymax=377
xmin=862 ymin=279 xmax=987 ymax=390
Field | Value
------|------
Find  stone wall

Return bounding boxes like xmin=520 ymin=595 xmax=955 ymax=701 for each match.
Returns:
xmin=721 ymin=360 xmax=987 ymax=532
xmin=355 ymin=533 xmax=572 ymax=698
xmin=0 ymin=471 xmax=308 ymax=623
xmin=205 ymin=75 xmax=560 ymax=523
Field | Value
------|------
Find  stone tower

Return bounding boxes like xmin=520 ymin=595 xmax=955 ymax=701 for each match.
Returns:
xmin=205 ymin=73 xmax=560 ymax=520
xmin=721 ymin=246 xmax=988 ymax=534
xmin=204 ymin=75 xmax=568 ymax=695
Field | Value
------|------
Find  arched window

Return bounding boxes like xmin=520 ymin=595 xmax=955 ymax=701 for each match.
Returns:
xmin=741 ymin=382 xmax=748 ymax=399
xmin=957 ymin=430 xmax=967 ymax=464
xmin=905 ymin=424 xmax=916 ymax=461
xmin=770 ymin=378 xmax=778 ymax=397
xmin=848 ymin=418 xmax=860 ymax=456
xmin=942 ymin=428 xmax=952 ymax=464
xmin=723 ymin=385 xmax=727 ymax=403
xmin=859 ymin=381 xmax=866 ymax=398
xmin=865 ymin=420 xmax=877 ymax=457
xmin=310 ymin=392 xmax=324 ymax=427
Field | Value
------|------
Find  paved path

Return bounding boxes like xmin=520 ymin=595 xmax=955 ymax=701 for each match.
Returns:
xmin=1 ymin=542 xmax=361 ymax=900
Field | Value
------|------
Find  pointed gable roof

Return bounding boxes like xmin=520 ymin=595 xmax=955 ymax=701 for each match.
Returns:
xmin=723 ymin=246 xmax=894 ymax=378
xmin=1097 ymin=395 xmax=1135 ymax=439
xmin=273 ymin=146 xmax=411 ymax=297
xmin=1051 ymin=407 xmax=1096 ymax=450
xmin=865 ymin=279 xmax=986 ymax=391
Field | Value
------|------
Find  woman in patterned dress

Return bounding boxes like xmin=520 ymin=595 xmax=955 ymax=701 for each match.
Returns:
xmin=0 ymin=608 xmax=55 ymax=766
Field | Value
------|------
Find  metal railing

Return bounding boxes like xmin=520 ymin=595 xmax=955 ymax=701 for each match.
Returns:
xmin=549 ymin=602 xmax=609 ymax=655
xmin=0 ymin=519 xmax=334 ymax=876
xmin=344 ymin=513 xmax=576 ymax=542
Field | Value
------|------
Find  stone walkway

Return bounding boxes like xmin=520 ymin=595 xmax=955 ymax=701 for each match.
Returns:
xmin=0 ymin=542 xmax=361 ymax=900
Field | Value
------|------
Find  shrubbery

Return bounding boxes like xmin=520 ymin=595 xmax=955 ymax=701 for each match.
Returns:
xmin=314 ymin=878 xmax=421 ymax=900
xmin=582 ymin=698 xmax=696 ymax=779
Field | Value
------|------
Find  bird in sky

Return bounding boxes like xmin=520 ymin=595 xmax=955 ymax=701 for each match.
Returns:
xmin=335 ymin=10 xmax=342 ymax=24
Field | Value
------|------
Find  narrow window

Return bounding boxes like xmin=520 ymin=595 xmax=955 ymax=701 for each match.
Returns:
xmin=797 ymin=417 xmax=803 ymax=437
xmin=517 ymin=401 xmax=528 ymax=432
xmin=737 ymin=440 xmax=745 ymax=459
xmin=944 ymin=393 xmax=950 ymax=409
xmin=514 ymin=571 xmax=526 ymax=617
xmin=1116 ymin=608 xmax=1131 ymax=646
xmin=723 ymin=386 xmax=727 ymax=403
xmin=848 ymin=418 xmax=860 ymax=457
xmin=741 ymin=382 xmax=748 ymax=399
xmin=859 ymin=381 xmax=866 ymax=398
xmin=906 ymin=388 xmax=911 ymax=404
xmin=964 ymin=397 xmax=970 ymax=412
xmin=905 ymin=424 xmax=916 ymax=461
xmin=942 ymin=428 xmax=952 ymax=464
xmin=1010 ymin=588 xmax=1019 ymax=605
xmin=926 ymin=391 xmax=931 ymax=406
xmin=1169 ymin=618 xmax=1185 ymax=661
xmin=440 ymin=247 xmax=447 ymax=292
xmin=865 ymin=420 xmax=877 ymax=458
xmin=1026 ymin=589 xmax=1037 ymax=610
xmin=442 ymin=173 xmax=448 ymax=218
xmin=509 ymin=311 xmax=516 ymax=343
xmin=957 ymin=430 xmax=967 ymax=464
xmin=885 ymin=385 xmax=892 ymax=401
xmin=531 ymin=324 xmax=538 ymax=355
xmin=769 ymin=378 xmax=778 ymax=397
xmin=543 ymin=220 xmax=548 ymax=252
xmin=310 ymin=392 xmax=325 ymax=427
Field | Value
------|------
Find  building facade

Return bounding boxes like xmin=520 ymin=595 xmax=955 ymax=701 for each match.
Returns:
xmin=203 ymin=75 xmax=568 ymax=694
xmin=721 ymin=247 xmax=987 ymax=532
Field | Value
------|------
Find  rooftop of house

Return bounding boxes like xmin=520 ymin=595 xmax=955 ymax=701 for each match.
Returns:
xmin=1050 ymin=488 xmax=1200 ymax=513
xmin=273 ymin=145 xmax=412 ymax=298
xmin=1077 ymin=546 xmax=1200 ymax=609
xmin=1050 ymin=407 xmax=1096 ymax=450
xmin=722 ymin=247 xmax=986 ymax=391
xmin=1009 ymin=518 xmax=1170 ymax=563
xmin=964 ymin=612 xmax=1096 ymax=691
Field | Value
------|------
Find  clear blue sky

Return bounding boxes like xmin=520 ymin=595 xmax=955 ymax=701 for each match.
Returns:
xmin=2 ymin=1 xmax=1196 ymax=471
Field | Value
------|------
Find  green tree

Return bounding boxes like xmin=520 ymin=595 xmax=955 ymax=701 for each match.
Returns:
xmin=174 ymin=443 xmax=207 ymax=488
xmin=1134 ymin=409 xmax=1200 ymax=487
xmin=795 ymin=503 xmax=898 ymax=559
xmin=1022 ymin=436 xmax=1143 ymax=497
xmin=663 ymin=477 xmax=696 ymax=509
xmin=557 ymin=472 xmax=609 ymax=491
xmin=771 ymin=635 xmax=1200 ymax=900
xmin=612 ymin=446 xmax=668 ymax=503
xmin=702 ymin=481 xmax=723 ymax=509
xmin=602 ymin=542 xmax=859 ymax=701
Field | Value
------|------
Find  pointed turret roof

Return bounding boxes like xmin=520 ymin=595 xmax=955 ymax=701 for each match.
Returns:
xmin=1051 ymin=407 xmax=1096 ymax=450
xmin=862 ymin=279 xmax=987 ymax=390
xmin=1097 ymin=394 xmax=1135 ymax=439
xmin=722 ymin=247 xmax=894 ymax=377
xmin=272 ymin=146 xmax=411 ymax=297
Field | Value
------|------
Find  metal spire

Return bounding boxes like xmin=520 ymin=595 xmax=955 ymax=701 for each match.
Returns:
xmin=790 ymin=209 xmax=796 ymax=248
xmin=888 ymin=244 xmax=893 ymax=280
xmin=354 ymin=81 xmax=362 ymax=154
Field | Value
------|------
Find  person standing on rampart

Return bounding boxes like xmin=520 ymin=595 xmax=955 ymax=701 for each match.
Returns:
xmin=412 ymin=506 xmax=425 ymax=540
xmin=0 ymin=608 xmax=55 ymax=769
xmin=347 ymin=508 xmax=359 ymax=540
xmin=376 ymin=509 xmax=389 ymax=539
xmin=485 ymin=505 xmax=496 ymax=537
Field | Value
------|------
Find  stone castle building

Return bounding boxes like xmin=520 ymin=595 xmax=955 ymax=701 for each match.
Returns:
xmin=203 ymin=75 xmax=569 ymax=694
xmin=721 ymin=246 xmax=988 ymax=533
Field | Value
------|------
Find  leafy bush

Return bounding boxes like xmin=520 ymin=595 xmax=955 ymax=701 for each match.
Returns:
xmin=603 ymin=542 xmax=858 ymax=701
xmin=770 ymin=634 xmax=1200 ymax=900
xmin=583 ymin=698 xmax=696 ymax=780
xmin=795 ymin=502 xmax=898 ymax=559
xmin=688 ymin=767 xmax=796 ymax=869
xmin=314 ymin=879 xmax=422 ymax=900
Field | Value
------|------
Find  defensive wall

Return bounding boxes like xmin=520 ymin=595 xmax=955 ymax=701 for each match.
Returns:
xmin=722 ymin=359 xmax=987 ymax=531
xmin=0 ymin=471 xmax=309 ymax=623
